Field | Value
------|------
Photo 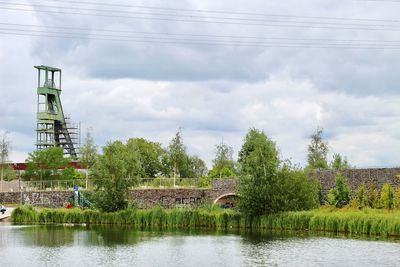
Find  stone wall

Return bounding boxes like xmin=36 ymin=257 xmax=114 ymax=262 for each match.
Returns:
xmin=131 ymin=188 xmax=207 ymax=208
xmin=4 ymin=169 xmax=399 ymax=208
xmin=0 ymin=180 xmax=239 ymax=208
xmin=131 ymin=179 xmax=238 ymax=208
xmin=0 ymin=191 xmax=72 ymax=208
xmin=311 ymin=168 xmax=400 ymax=194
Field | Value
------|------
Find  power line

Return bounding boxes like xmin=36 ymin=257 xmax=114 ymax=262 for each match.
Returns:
xmin=2 ymin=29 xmax=400 ymax=49
xmin=1 ymin=22 xmax=399 ymax=44
xmin=2 ymin=27 xmax=399 ymax=46
xmin=2 ymin=5 xmax=400 ymax=32
xmin=2 ymin=2 xmax=400 ymax=28
xmin=36 ymin=0 xmax=400 ymax=24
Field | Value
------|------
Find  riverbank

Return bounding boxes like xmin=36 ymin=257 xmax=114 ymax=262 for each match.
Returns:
xmin=11 ymin=206 xmax=400 ymax=236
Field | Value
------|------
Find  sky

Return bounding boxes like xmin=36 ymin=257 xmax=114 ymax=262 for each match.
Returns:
xmin=1 ymin=0 xmax=400 ymax=168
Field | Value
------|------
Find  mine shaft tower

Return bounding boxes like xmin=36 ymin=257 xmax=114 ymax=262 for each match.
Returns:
xmin=35 ymin=65 xmax=79 ymax=159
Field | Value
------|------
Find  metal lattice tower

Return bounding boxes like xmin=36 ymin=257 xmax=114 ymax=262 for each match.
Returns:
xmin=35 ymin=65 xmax=79 ymax=159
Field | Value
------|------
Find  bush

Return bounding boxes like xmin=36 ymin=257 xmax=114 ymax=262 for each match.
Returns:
xmin=368 ymin=182 xmax=380 ymax=208
xmin=355 ymin=184 xmax=369 ymax=208
xmin=381 ymin=183 xmax=395 ymax=210
xmin=394 ymin=188 xmax=400 ymax=209
xmin=328 ymin=173 xmax=351 ymax=208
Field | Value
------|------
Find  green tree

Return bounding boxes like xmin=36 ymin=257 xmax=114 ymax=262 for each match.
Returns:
xmin=355 ymin=183 xmax=369 ymax=208
xmin=307 ymin=127 xmax=328 ymax=170
xmin=280 ymin=165 xmax=321 ymax=211
xmin=238 ymin=128 xmax=319 ymax=216
xmin=79 ymin=128 xmax=98 ymax=170
xmin=368 ymin=182 xmax=380 ymax=208
xmin=0 ymin=131 xmax=11 ymax=190
xmin=238 ymin=129 xmax=280 ymax=216
xmin=126 ymin=138 xmax=166 ymax=178
xmin=330 ymin=153 xmax=350 ymax=169
xmin=167 ymin=130 xmax=189 ymax=178
xmin=91 ymin=141 xmax=141 ymax=212
xmin=327 ymin=173 xmax=351 ymax=208
xmin=394 ymin=188 xmax=400 ymax=209
xmin=208 ymin=166 xmax=236 ymax=179
xmin=1 ymin=165 xmax=16 ymax=181
xmin=24 ymin=147 xmax=71 ymax=181
xmin=380 ymin=183 xmax=395 ymax=209
xmin=209 ymin=141 xmax=236 ymax=178
xmin=188 ymin=155 xmax=208 ymax=178
xmin=238 ymin=128 xmax=279 ymax=177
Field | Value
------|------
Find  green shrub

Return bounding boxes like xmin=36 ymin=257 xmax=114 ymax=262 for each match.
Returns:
xmin=394 ymin=188 xmax=400 ymax=209
xmin=368 ymin=182 xmax=380 ymax=208
xmin=355 ymin=184 xmax=369 ymax=208
xmin=381 ymin=183 xmax=395 ymax=209
xmin=328 ymin=173 xmax=351 ymax=208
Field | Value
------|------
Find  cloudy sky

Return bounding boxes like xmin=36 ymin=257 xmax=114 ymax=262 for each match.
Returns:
xmin=1 ymin=0 xmax=400 ymax=168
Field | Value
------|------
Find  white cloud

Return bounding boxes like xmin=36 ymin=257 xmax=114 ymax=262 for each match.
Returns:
xmin=1 ymin=0 xmax=400 ymax=169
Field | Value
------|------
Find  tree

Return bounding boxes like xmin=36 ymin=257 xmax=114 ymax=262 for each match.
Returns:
xmin=238 ymin=129 xmax=280 ymax=216
xmin=355 ymin=183 xmax=369 ymax=208
xmin=91 ymin=141 xmax=141 ymax=212
xmin=330 ymin=153 xmax=350 ymax=169
xmin=188 ymin=155 xmax=208 ymax=178
xmin=0 ymin=131 xmax=11 ymax=191
xmin=1 ymin=165 xmax=16 ymax=182
xmin=307 ymin=127 xmax=329 ymax=170
xmin=327 ymin=173 xmax=351 ymax=208
xmin=238 ymin=128 xmax=279 ymax=178
xmin=24 ymin=147 xmax=71 ymax=181
xmin=238 ymin=128 xmax=319 ymax=216
xmin=380 ymin=183 xmax=395 ymax=209
xmin=368 ymin=182 xmax=380 ymax=208
xmin=79 ymin=128 xmax=98 ymax=170
xmin=126 ymin=138 xmax=166 ymax=178
xmin=208 ymin=167 xmax=236 ymax=179
xmin=167 ymin=129 xmax=189 ymax=178
xmin=279 ymin=165 xmax=321 ymax=211
xmin=394 ymin=188 xmax=400 ymax=209
xmin=209 ymin=141 xmax=236 ymax=178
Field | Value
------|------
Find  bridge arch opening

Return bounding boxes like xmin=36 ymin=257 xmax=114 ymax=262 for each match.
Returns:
xmin=213 ymin=193 xmax=239 ymax=208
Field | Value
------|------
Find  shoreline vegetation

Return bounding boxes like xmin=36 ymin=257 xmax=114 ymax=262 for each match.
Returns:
xmin=6 ymin=128 xmax=400 ymax=240
xmin=11 ymin=206 xmax=400 ymax=237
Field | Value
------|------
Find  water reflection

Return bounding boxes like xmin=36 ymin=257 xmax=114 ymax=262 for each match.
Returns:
xmin=19 ymin=225 xmax=74 ymax=247
xmin=1 ymin=223 xmax=400 ymax=267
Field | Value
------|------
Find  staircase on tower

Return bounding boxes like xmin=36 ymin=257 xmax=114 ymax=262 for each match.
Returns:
xmin=34 ymin=65 xmax=79 ymax=159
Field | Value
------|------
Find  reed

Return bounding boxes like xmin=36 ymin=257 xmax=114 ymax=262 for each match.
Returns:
xmin=11 ymin=206 xmax=400 ymax=236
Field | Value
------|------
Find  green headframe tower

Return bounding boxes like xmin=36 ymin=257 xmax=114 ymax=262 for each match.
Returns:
xmin=35 ymin=65 xmax=79 ymax=159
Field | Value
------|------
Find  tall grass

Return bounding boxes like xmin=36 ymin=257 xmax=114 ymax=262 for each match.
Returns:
xmin=253 ymin=207 xmax=400 ymax=236
xmin=11 ymin=206 xmax=400 ymax=236
xmin=11 ymin=205 xmax=241 ymax=230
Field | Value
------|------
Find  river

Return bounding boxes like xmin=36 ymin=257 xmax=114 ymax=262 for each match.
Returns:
xmin=0 ymin=223 xmax=399 ymax=266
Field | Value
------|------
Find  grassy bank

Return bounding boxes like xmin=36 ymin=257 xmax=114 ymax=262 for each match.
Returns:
xmin=11 ymin=206 xmax=400 ymax=236
xmin=11 ymin=205 xmax=243 ymax=229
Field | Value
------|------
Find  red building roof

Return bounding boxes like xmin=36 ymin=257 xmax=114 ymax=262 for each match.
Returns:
xmin=10 ymin=162 xmax=85 ymax=171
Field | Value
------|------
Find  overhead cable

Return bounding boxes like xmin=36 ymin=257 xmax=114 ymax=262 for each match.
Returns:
xmin=2 ymin=5 xmax=400 ymax=32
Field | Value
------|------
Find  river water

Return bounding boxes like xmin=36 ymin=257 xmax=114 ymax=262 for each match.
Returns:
xmin=0 ymin=223 xmax=399 ymax=267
